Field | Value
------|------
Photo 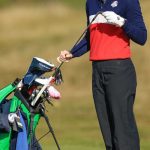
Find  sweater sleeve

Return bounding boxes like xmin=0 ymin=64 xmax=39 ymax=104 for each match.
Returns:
xmin=70 ymin=2 xmax=90 ymax=57
xmin=122 ymin=0 xmax=147 ymax=45
xmin=70 ymin=31 xmax=90 ymax=57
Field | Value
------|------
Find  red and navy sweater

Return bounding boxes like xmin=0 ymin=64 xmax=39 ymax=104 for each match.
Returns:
xmin=71 ymin=0 xmax=147 ymax=61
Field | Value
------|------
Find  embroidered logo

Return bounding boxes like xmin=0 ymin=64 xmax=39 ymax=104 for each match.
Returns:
xmin=111 ymin=1 xmax=118 ymax=8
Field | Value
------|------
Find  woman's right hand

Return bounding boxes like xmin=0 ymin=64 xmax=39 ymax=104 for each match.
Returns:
xmin=57 ymin=50 xmax=73 ymax=63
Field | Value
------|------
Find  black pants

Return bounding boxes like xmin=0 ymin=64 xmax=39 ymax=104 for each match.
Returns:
xmin=92 ymin=59 xmax=140 ymax=150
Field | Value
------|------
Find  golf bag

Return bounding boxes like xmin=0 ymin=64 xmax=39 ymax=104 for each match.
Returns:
xmin=0 ymin=57 xmax=62 ymax=150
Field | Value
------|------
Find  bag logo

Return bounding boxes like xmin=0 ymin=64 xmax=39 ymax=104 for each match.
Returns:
xmin=111 ymin=1 xmax=118 ymax=8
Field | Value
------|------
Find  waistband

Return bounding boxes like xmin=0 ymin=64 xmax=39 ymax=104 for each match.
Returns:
xmin=92 ymin=58 xmax=133 ymax=67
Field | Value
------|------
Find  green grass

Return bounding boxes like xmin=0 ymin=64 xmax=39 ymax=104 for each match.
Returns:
xmin=0 ymin=0 xmax=85 ymax=9
xmin=58 ymin=0 xmax=85 ymax=8
xmin=0 ymin=1 xmax=150 ymax=150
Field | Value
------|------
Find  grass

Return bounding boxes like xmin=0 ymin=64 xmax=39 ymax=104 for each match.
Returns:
xmin=0 ymin=1 xmax=150 ymax=150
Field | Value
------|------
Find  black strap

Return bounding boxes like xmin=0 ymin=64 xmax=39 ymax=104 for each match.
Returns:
xmin=14 ymin=90 xmax=31 ymax=111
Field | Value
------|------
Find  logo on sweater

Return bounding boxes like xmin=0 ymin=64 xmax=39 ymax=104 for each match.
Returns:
xmin=111 ymin=1 xmax=118 ymax=8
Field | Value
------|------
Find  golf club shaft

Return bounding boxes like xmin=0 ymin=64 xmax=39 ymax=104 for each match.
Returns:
xmin=54 ymin=11 xmax=102 ymax=76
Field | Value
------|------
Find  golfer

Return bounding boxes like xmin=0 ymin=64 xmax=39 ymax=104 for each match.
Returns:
xmin=57 ymin=0 xmax=147 ymax=149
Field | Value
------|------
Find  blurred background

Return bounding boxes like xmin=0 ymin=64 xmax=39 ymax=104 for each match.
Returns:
xmin=0 ymin=0 xmax=149 ymax=149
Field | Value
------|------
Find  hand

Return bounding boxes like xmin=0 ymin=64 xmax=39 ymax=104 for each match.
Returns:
xmin=8 ymin=113 xmax=20 ymax=124
xmin=102 ymin=11 xmax=125 ymax=27
xmin=57 ymin=50 xmax=73 ymax=63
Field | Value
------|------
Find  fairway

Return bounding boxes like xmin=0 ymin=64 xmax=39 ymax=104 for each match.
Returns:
xmin=0 ymin=1 xmax=149 ymax=150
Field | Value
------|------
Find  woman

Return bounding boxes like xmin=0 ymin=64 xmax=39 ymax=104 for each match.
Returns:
xmin=57 ymin=0 xmax=147 ymax=149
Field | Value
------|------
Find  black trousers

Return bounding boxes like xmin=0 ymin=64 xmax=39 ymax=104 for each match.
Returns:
xmin=92 ymin=59 xmax=140 ymax=150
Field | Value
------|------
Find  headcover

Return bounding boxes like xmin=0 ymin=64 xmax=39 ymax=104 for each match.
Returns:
xmin=23 ymin=57 xmax=55 ymax=87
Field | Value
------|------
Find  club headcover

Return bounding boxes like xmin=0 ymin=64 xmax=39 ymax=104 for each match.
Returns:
xmin=47 ymin=86 xmax=61 ymax=99
xmin=23 ymin=57 xmax=55 ymax=87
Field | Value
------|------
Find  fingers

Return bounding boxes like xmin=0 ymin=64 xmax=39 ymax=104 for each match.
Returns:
xmin=102 ymin=11 xmax=122 ymax=26
xmin=57 ymin=50 xmax=73 ymax=63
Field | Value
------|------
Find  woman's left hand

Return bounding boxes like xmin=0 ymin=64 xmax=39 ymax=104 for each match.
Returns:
xmin=102 ymin=11 xmax=125 ymax=27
